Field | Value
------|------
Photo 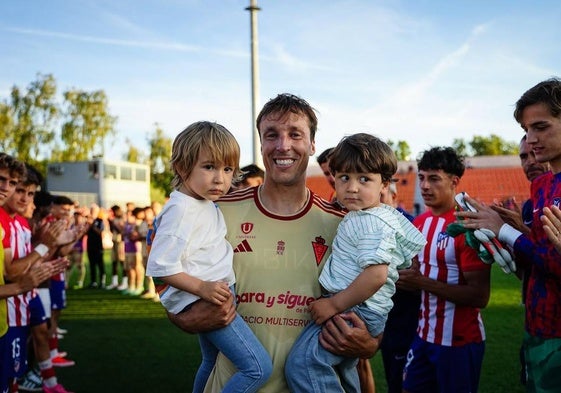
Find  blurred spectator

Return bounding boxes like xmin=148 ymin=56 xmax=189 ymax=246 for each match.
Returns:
xmin=238 ymin=164 xmax=264 ymax=189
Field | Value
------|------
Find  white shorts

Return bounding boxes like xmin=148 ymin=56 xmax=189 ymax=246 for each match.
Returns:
xmin=36 ymin=288 xmax=51 ymax=319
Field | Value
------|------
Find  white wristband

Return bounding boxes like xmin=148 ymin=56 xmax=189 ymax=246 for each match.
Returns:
xmin=498 ymin=224 xmax=523 ymax=247
xmin=34 ymin=244 xmax=49 ymax=257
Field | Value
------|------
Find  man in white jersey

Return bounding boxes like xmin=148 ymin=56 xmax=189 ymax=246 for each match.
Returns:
xmin=168 ymin=93 xmax=380 ymax=392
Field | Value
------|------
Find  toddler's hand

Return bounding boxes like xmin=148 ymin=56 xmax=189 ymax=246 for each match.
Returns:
xmin=310 ymin=297 xmax=338 ymax=325
xmin=200 ymin=281 xmax=231 ymax=305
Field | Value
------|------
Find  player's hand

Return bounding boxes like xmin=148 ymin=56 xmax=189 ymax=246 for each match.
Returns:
xmin=37 ymin=220 xmax=66 ymax=250
xmin=491 ymin=202 xmax=528 ymax=234
xmin=56 ymin=228 xmax=78 ymax=247
xmin=319 ymin=312 xmax=380 ymax=358
xmin=542 ymin=206 xmax=561 ymax=253
xmin=45 ymin=257 xmax=70 ymax=276
xmin=310 ymin=297 xmax=338 ymax=324
xmin=167 ymin=295 xmax=236 ymax=334
xmin=199 ymin=281 xmax=231 ymax=305
xmin=455 ymin=196 xmax=504 ymax=235
xmin=17 ymin=262 xmax=52 ymax=292
xmin=396 ymin=263 xmax=423 ymax=291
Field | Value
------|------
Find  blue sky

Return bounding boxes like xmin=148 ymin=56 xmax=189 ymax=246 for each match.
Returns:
xmin=1 ymin=0 xmax=560 ymax=168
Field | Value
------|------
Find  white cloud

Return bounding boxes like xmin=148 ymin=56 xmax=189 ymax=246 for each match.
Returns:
xmin=5 ymin=27 xmax=202 ymax=52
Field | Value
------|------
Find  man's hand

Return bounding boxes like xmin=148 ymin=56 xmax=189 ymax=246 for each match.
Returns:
xmin=167 ymin=295 xmax=236 ymax=334
xmin=319 ymin=312 xmax=380 ymax=359
xmin=396 ymin=261 xmax=423 ymax=291
xmin=18 ymin=263 xmax=53 ymax=293
xmin=542 ymin=206 xmax=561 ymax=253
xmin=37 ymin=220 xmax=66 ymax=250
xmin=56 ymin=229 xmax=78 ymax=247
xmin=491 ymin=202 xmax=529 ymax=234
xmin=45 ymin=257 xmax=70 ymax=276
xmin=454 ymin=196 xmax=505 ymax=236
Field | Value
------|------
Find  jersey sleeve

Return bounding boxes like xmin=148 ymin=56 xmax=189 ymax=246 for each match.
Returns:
xmin=0 ymin=213 xmax=11 ymax=249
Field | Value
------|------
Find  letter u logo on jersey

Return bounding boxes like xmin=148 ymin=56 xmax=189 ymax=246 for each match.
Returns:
xmin=241 ymin=222 xmax=253 ymax=234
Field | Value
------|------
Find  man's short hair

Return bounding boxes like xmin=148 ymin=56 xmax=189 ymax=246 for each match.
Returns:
xmin=316 ymin=148 xmax=334 ymax=165
xmin=240 ymin=164 xmax=264 ymax=181
xmin=51 ymin=195 xmax=75 ymax=206
xmin=417 ymin=147 xmax=465 ymax=178
xmin=514 ymin=77 xmax=561 ymax=123
xmin=0 ymin=152 xmax=26 ymax=181
xmin=23 ymin=164 xmax=43 ymax=187
xmin=256 ymin=93 xmax=318 ymax=141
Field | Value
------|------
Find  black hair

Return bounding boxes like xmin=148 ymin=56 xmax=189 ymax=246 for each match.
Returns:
xmin=417 ymin=147 xmax=465 ymax=178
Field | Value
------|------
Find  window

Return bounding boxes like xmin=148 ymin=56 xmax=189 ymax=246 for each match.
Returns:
xmin=120 ymin=166 xmax=132 ymax=180
xmin=136 ymin=168 xmax=147 ymax=182
xmin=104 ymin=164 xmax=117 ymax=179
xmin=89 ymin=162 xmax=99 ymax=179
xmin=49 ymin=165 xmax=65 ymax=176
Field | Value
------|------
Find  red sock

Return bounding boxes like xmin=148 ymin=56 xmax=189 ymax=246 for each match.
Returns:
xmin=49 ymin=334 xmax=59 ymax=358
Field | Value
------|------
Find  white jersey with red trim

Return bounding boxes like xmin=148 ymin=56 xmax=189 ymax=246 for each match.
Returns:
xmin=0 ymin=209 xmax=34 ymax=327
xmin=203 ymin=186 xmax=344 ymax=393
xmin=414 ymin=209 xmax=489 ymax=346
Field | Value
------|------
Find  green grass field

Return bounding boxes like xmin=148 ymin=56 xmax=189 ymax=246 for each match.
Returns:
xmin=56 ymin=257 xmax=525 ymax=392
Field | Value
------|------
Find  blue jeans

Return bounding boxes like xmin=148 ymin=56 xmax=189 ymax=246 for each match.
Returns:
xmin=285 ymin=321 xmax=360 ymax=393
xmin=285 ymin=305 xmax=384 ymax=393
xmin=192 ymin=312 xmax=272 ymax=393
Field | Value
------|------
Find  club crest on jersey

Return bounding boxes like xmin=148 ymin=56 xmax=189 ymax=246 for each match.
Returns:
xmin=437 ymin=232 xmax=450 ymax=250
xmin=554 ymin=198 xmax=561 ymax=208
xmin=277 ymin=240 xmax=286 ymax=255
xmin=241 ymin=222 xmax=253 ymax=234
xmin=312 ymin=236 xmax=329 ymax=266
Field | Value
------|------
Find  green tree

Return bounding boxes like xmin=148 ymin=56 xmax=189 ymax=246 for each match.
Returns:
xmin=0 ymin=73 xmax=58 ymax=164
xmin=148 ymin=124 xmax=173 ymax=197
xmin=452 ymin=138 xmax=468 ymax=156
xmin=469 ymin=134 xmax=518 ymax=156
xmin=387 ymin=139 xmax=411 ymax=160
xmin=395 ymin=140 xmax=411 ymax=161
xmin=0 ymin=103 xmax=14 ymax=146
xmin=124 ymin=138 xmax=145 ymax=163
xmin=59 ymin=89 xmax=117 ymax=161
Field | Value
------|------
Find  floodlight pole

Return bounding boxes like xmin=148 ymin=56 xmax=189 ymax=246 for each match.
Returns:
xmin=246 ymin=0 xmax=262 ymax=168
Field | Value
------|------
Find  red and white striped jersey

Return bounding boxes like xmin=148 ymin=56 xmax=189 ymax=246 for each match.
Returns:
xmin=0 ymin=208 xmax=35 ymax=327
xmin=413 ymin=209 xmax=489 ymax=346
